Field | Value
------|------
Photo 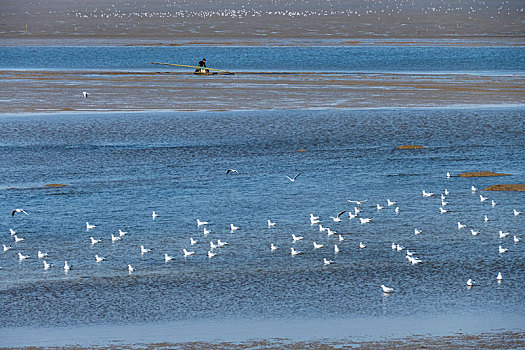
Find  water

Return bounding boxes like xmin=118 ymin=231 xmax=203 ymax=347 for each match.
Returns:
xmin=1 ymin=46 xmax=524 ymax=73
xmin=0 ymin=108 xmax=524 ymax=346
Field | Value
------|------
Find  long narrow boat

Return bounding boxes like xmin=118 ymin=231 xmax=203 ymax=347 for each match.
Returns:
xmin=151 ymin=62 xmax=234 ymax=75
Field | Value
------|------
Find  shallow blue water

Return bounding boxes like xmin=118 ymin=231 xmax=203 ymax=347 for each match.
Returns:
xmin=0 ymin=108 xmax=524 ymax=342
xmin=1 ymin=46 xmax=524 ymax=73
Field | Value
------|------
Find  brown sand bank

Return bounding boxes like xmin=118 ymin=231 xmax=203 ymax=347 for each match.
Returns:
xmin=11 ymin=330 xmax=525 ymax=350
xmin=1 ymin=70 xmax=524 ymax=114
xmin=483 ymin=184 xmax=525 ymax=191
xmin=397 ymin=145 xmax=425 ymax=150
xmin=458 ymin=171 xmax=512 ymax=177
xmin=0 ymin=0 xmax=524 ymax=47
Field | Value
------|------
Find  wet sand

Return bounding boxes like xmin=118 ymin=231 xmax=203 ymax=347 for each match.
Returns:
xmin=1 ymin=70 xmax=524 ymax=113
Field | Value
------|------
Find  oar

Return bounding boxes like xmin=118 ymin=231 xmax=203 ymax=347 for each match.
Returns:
xmin=151 ymin=62 xmax=234 ymax=74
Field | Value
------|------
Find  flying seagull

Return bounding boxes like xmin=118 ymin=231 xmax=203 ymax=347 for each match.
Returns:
xmin=285 ymin=173 xmax=301 ymax=182
xmin=12 ymin=209 xmax=29 ymax=217
xmin=226 ymin=169 xmax=239 ymax=175
xmin=82 ymin=91 xmax=90 ymax=98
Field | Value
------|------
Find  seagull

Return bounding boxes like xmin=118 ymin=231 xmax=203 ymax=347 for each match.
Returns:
xmin=480 ymin=194 xmax=487 ymax=202
xmin=408 ymin=256 xmax=422 ymax=265
xmin=18 ymin=252 xmax=29 ymax=261
xmin=310 ymin=213 xmax=320 ymax=221
xmin=441 ymin=199 xmax=448 ymax=206
xmin=396 ymin=244 xmax=404 ymax=251
xmin=381 ymin=285 xmax=394 ymax=293
xmin=217 ymin=239 xmax=228 ymax=247
xmin=3 ymin=244 xmax=12 ymax=252
xmin=497 ymin=272 xmax=502 ymax=282
xmin=64 ymin=261 xmax=70 ymax=272
xmin=376 ymin=204 xmax=383 ymax=211
xmin=285 ymin=173 xmax=301 ymax=182
xmin=471 ymin=229 xmax=479 ymax=236
xmin=444 ymin=189 xmax=449 ymax=196
xmin=128 ymin=264 xmax=134 ymax=273
xmin=338 ymin=235 xmax=344 ymax=242
xmin=439 ymin=207 xmax=449 ymax=214
xmin=210 ymin=241 xmax=218 ymax=250
xmin=14 ymin=235 xmax=24 ymax=243
xmin=203 ymin=227 xmax=211 ymax=236
xmin=458 ymin=222 xmax=466 ymax=230
xmin=334 ymin=244 xmax=340 ymax=254
xmin=152 ymin=211 xmax=159 ymax=220
xmin=359 ymin=242 xmax=366 ymax=249
xmin=11 ymin=209 xmax=29 ymax=217
xmin=326 ymin=228 xmax=336 ymax=236
xmin=86 ymin=222 xmax=96 ymax=231
xmin=271 ymin=243 xmax=278 ymax=251
xmin=230 ymin=223 xmax=239 ymax=233
xmin=164 ymin=253 xmax=173 ymax=262
xmin=118 ymin=229 xmax=128 ymax=237
xmin=9 ymin=229 xmax=16 ymax=236
xmin=291 ymin=234 xmax=303 ymax=242
xmin=319 ymin=224 xmax=327 ymax=233
xmin=313 ymin=242 xmax=324 ymax=249
xmin=471 ymin=186 xmax=477 ymax=192
xmin=267 ymin=219 xmax=276 ymax=228
xmin=90 ymin=237 xmax=101 ymax=245
xmin=414 ymin=229 xmax=421 ymax=235
xmin=82 ymin=91 xmax=90 ymax=98
xmin=491 ymin=200 xmax=496 ymax=208
xmin=422 ymin=190 xmax=433 ymax=197
xmin=359 ymin=218 xmax=371 ymax=225
xmin=43 ymin=260 xmax=51 ymax=270
xmin=208 ymin=251 xmax=217 ymax=259
xmin=226 ymin=169 xmax=239 ymax=175
xmin=514 ymin=236 xmax=521 ymax=243
xmin=290 ymin=247 xmax=301 ymax=256
xmin=310 ymin=217 xmax=320 ymax=225
xmin=197 ymin=219 xmax=208 ymax=227
xmin=140 ymin=245 xmax=151 ymax=255
xmin=394 ymin=207 xmax=400 ymax=214
xmin=183 ymin=249 xmax=195 ymax=257
xmin=498 ymin=246 xmax=508 ymax=254
xmin=37 ymin=251 xmax=48 ymax=259
xmin=484 ymin=215 xmax=489 ymax=222
xmin=387 ymin=199 xmax=396 ymax=207
xmin=513 ymin=209 xmax=521 ymax=216
xmin=95 ymin=254 xmax=105 ymax=263
xmin=323 ymin=258 xmax=334 ymax=266
xmin=392 ymin=242 xmax=396 ymax=250
xmin=499 ymin=231 xmax=510 ymax=239
xmin=111 ymin=234 xmax=121 ymax=243
xmin=190 ymin=237 xmax=198 ymax=246
xmin=348 ymin=199 xmax=367 ymax=207
xmin=330 ymin=211 xmax=346 ymax=222
xmin=406 ymin=250 xmax=414 ymax=257
xmin=446 ymin=172 xmax=451 ymax=179
xmin=466 ymin=279 xmax=476 ymax=287
xmin=348 ymin=212 xmax=357 ymax=219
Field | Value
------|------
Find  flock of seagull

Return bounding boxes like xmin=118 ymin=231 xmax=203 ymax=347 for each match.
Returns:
xmin=2 ymin=171 xmax=523 ymax=295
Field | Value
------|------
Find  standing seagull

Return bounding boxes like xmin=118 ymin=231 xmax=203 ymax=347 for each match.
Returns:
xmin=11 ymin=209 xmax=29 ymax=217
xmin=285 ymin=173 xmax=301 ymax=183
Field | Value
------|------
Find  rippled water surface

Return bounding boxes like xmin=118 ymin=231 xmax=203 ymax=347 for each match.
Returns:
xmin=0 ymin=108 xmax=524 ymax=345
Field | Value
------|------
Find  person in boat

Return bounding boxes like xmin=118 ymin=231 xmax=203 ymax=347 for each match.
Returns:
xmin=196 ymin=58 xmax=208 ymax=73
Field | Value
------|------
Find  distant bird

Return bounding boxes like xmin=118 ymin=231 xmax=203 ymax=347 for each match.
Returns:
xmin=14 ymin=235 xmax=24 ymax=243
xmin=292 ymin=234 xmax=303 ymax=242
xmin=331 ymin=211 xmax=346 ymax=222
xmin=37 ymin=251 xmax=48 ymax=259
xmin=480 ymin=195 xmax=487 ymax=202
xmin=90 ymin=237 xmax=101 ymax=245
xmin=43 ymin=260 xmax=51 ymax=270
xmin=446 ymin=172 xmax=451 ymax=179
xmin=82 ymin=91 xmax=90 ymax=98
xmin=152 ymin=211 xmax=159 ymax=220
xmin=457 ymin=222 xmax=466 ymax=230
xmin=392 ymin=242 xmax=396 ymax=250
xmin=290 ymin=247 xmax=301 ymax=256
xmin=64 ymin=261 xmax=70 ymax=272
xmin=326 ymin=228 xmax=336 ymax=236
xmin=285 ymin=173 xmax=301 ymax=182
xmin=338 ymin=235 xmax=344 ymax=242
xmin=226 ymin=169 xmax=239 ymax=175
xmin=86 ymin=222 xmax=96 ymax=231
xmin=491 ymin=200 xmax=496 ymax=208
xmin=381 ymin=285 xmax=394 ymax=293
xmin=313 ymin=242 xmax=324 ymax=249
xmin=484 ymin=215 xmax=489 ymax=222
xmin=210 ymin=241 xmax=218 ymax=250
xmin=9 ymin=229 xmax=16 ymax=236
xmin=271 ymin=243 xmax=278 ymax=251
xmin=11 ymin=209 xmax=29 ymax=217
xmin=414 ymin=229 xmax=421 ymax=235
xmin=513 ymin=209 xmax=521 ymax=216
xmin=190 ymin=237 xmax=198 ymax=246
xmin=319 ymin=224 xmax=327 ymax=233
xmin=140 ymin=245 xmax=151 ymax=255
xmin=514 ymin=236 xmax=521 ymax=243
xmin=359 ymin=242 xmax=366 ymax=249
xmin=118 ymin=229 xmax=128 ymax=237
xmin=441 ymin=199 xmax=448 ymax=206
xmin=497 ymin=272 xmax=502 ymax=282
xmin=164 ymin=253 xmax=173 ymax=262
xmin=323 ymin=258 xmax=334 ymax=266
xmin=128 ymin=264 xmax=134 ymax=273
xmin=498 ymin=246 xmax=508 ymax=254
xmin=3 ymin=244 xmax=12 ymax=252
xmin=95 ymin=254 xmax=105 ymax=263
xmin=406 ymin=250 xmax=414 ymax=256
xmin=394 ymin=207 xmax=400 ymax=214
xmin=466 ymin=279 xmax=476 ymax=287
xmin=267 ymin=219 xmax=276 ymax=228
xmin=197 ymin=219 xmax=208 ymax=227
xmin=471 ymin=229 xmax=479 ymax=236
xmin=376 ymin=204 xmax=383 ymax=211
xmin=230 ymin=223 xmax=239 ymax=233
xmin=217 ymin=239 xmax=228 ymax=247
xmin=348 ymin=212 xmax=357 ymax=219
xmin=471 ymin=186 xmax=477 ymax=192
xmin=439 ymin=207 xmax=449 ymax=214
xmin=387 ymin=199 xmax=396 ymax=207
xmin=111 ymin=234 xmax=121 ymax=243
xmin=310 ymin=213 xmax=320 ymax=221
xmin=183 ymin=249 xmax=194 ymax=257
xmin=207 ymin=251 xmax=217 ymax=259
xmin=334 ymin=244 xmax=340 ymax=254
xmin=396 ymin=244 xmax=404 ymax=251
xmin=444 ymin=189 xmax=449 ymax=196
xmin=359 ymin=218 xmax=371 ymax=225
xmin=18 ymin=252 xmax=29 ymax=261
xmin=499 ymin=231 xmax=509 ymax=239
xmin=422 ymin=190 xmax=433 ymax=197
xmin=348 ymin=199 xmax=367 ymax=207
xmin=203 ymin=227 xmax=211 ymax=236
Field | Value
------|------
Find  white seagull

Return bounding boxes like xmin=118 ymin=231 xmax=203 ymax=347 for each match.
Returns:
xmin=217 ymin=239 xmax=228 ymax=247
xmin=513 ymin=209 xmax=521 ymax=216
xmin=323 ymin=258 xmax=334 ymax=266
xmin=446 ymin=172 xmax=451 ymax=179
xmin=514 ymin=236 xmax=521 ymax=243
xmin=86 ymin=222 xmax=96 ymax=231
xmin=9 ymin=229 xmax=16 ymax=236
xmin=471 ymin=229 xmax=479 ymax=236
xmin=497 ymin=272 xmax=502 ymax=282
xmin=285 ymin=173 xmax=301 ymax=182
xmin=290 ymin=247 xmax=301 ymax=256
xmin=387 ymin=199 xmax=396 ymax=207
xmin=14 ymin=235 xmax=24 ymax=243
xmin=376 ymin=204 xmax=383 ymax=211
xmin=230 ymin=223 xmax=239 ymax=233
xmin=439 ymin=207 xmax=449 ymax=214
xmin=140 ymin=245 xmax=151 ymax=255
xmin=381 ymin=285 xmax=394 ymax=293
xmin=499 ymin=231 xmax=510 ymax=239
xmin=226 ymin=169 xmax=239 ymax=175
xmin=210 ymin=241 xmax=218 ymax=250
xmin=82 ymin=91 xmax=90 ymax=98
xmin=466 ymin=279 xmax=476 ymax=287
xmin=203 ymin=227 xmax=211 ymax=236
xmin=359 ymin=242 xmax=366 ymax=249
xmin=422 ymin=190 xmax=433 ymax=197
xmin=3 ymin=244 xmax=12 ymax=252
xmin=291 ymin=234 xmax=303 ymax=242
xmin=414 ymin=229 xmax=421 ymax=235
xmin=95 ymin=254 xmax=105 ymax=263
xmin=18 ymin=252 xmax=29 ymax=261
xmin=118 ymin=229 xmax=128 ymax=237
xmin=359 ymin=218 xmax=371 ymax=225
xmin=43 ymin=260 xmax=51 ymax=270
xmin=271 ymin=243 xmax=278 ymax=251
xmin=338 ymin=235 xmax=344 ymax=242
xmin=330 ymin=211 xmax=346 ymax=222
xmin=334 ymin=244 xmax=340 ymax=254
xmin=267 ymin=219 xmax=276 ymax=228
xmin=208 ymin=251 xmax=217 ymax=259
xmin=152 ymin=211 xmax=159 ymax=220
xmin=480 ymin=194 xmax=487 ymax=202
xmin=128 ymin=264 xmax=134 ymax=273
xmin=197 ymin=219 xmax=208 ymax=227
xmin=164 ymin=253 xmax=173 ymax=262
xmin=313 ymin=242 xmax=324 ymax=249
xmin=491 ymin=200 xmax=496 ymax=208
xmin=37 ymin=251 xmax=48 ymax=259
xmin=471 ymin=186 xmax=477 ymax=192
xmin=457 ymin=222 xmax=466 ymax=230
xmin=111 ymin=234 xmax=121 ymax=243
xmin=498 ymin=246 xmax=508 ymax=254
xmin=183 ymin=249 xmax=194 ymax=257
xmin=90 ymin=237 xmax=101 ymax=245
xmin=348 ymin=199 xmax=367 ymax=207
xmin=190 ymin=237 xmax=198 ymax=246
xmin=484 ymin=215 xmax=489 ymax=222
xmin=11 ymin=209 xmax=29 ymax=216
xmin=64 ymin=261 xmax=70 ymax=272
